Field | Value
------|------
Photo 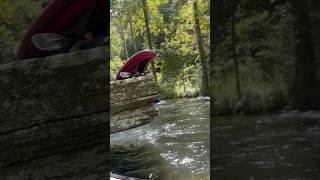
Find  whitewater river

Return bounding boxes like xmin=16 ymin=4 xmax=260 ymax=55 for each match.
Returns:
xmin=111 ymin=97 xmax=210 ymax=180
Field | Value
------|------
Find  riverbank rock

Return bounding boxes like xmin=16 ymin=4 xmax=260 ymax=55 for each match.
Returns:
xmin=111 ymin=74 xmax=158 ymax=133
xmin=0 ymin=47 xmax=109 ymax=179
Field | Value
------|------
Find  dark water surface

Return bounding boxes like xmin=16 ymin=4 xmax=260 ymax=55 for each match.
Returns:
xmin=111 ymin=97 xmax=210 ymax=180
xmin=212 ymin=112 xmax=320 ymax=180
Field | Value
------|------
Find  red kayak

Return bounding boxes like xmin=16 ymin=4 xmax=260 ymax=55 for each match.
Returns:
xmin=115 ymin=50 xmax=157 ymax=80
xmin=17 ymin=0 xmax=107 ymax=60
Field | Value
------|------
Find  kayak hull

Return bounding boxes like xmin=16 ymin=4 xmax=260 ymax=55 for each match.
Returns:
xmin=115 ymin=50 xmax=157 ymax=80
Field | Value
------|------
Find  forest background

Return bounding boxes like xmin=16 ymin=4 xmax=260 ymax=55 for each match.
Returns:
xmin=2 ymin=0 xmax=320 ymax=115
xmin=111 ymin=0 xmax=210 ymax=99
xmin=212 ymin=0 xmax=320 ymax=115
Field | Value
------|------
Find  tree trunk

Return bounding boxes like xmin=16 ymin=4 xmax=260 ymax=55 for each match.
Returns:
xmin=193 ymin=0 xmax=209 ymax=96
xmin=231 ymin=1 xmax=241 ymax=100
xmin=292 ymin=0 xmax=318 ymax=110
xmin=141 ymin=0 xmax=157 ymax=82
xmin=116 ymin=24 xmax=129 ymax=60
xmin=210 ymin=0 xmax=215 ymax=87
xmin=128 ymin=6 xmax=137 ymax=52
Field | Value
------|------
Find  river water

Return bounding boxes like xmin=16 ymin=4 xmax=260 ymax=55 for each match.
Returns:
xmin=111 ymin=98 xmax=320 ymax=180
xmin=111 ymin=97 xmax=210 ymax=180
xmin=212 ymin=112 xmax=320 ymax=180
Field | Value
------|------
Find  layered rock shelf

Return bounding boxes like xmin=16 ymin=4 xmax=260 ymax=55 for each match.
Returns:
xmin=110 ymin=74 xmax=158 ymax=133
xmin=0 ymin=47 xmax=109 ymax=179
xmin=0 ymin=46 xmax=158 ymax=179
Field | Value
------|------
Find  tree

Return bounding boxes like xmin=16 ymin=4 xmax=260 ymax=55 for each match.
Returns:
xmin=193 ymin=0 xmax=209 ymax=96
xmin=127 ymin=6 xmax=137 ymax=52
xmin=141 ymin=0 xmax=157 ymax=82
xmin=116 ymin=23 xmax=129 ymax=60
xmin=292 ymin=0 xmax=319 ymax=110
xmin=231 ymin=0 xmax=241 ymax=99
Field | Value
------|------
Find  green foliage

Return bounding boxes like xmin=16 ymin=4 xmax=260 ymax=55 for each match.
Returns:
xmin=111 ymin=0 xmax=210 ymax=98
xmin=211 ymin=1 xmax=297 ymax=114
xmin=0 ymin=0 xmax=43 ymax=64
